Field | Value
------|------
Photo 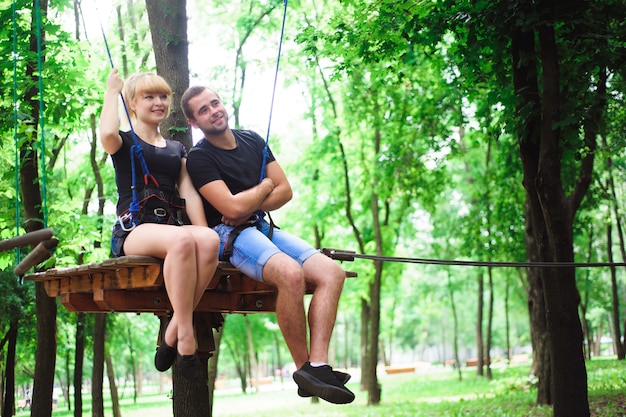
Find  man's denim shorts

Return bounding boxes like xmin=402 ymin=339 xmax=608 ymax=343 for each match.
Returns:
xmin=214 ymin=218 xmax=317 ymax=281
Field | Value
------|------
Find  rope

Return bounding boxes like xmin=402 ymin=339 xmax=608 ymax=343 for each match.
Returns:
xmin=12 ymin=0 xmax=21 ymax=266
xmin=259 ymin=0 xmax=288 ymax=183
xmin=324 ymin=249 xmax=626 ymax=269
xmin=35 ymin=0 xmax=48 ymax=228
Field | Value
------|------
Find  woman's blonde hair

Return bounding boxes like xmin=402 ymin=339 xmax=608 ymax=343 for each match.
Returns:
xmin=123 ymin=73 xmax=172 ymax=118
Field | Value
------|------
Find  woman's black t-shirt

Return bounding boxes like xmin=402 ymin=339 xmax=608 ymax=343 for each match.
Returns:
xmin=111 ymin=131 xmax=187 ymax=216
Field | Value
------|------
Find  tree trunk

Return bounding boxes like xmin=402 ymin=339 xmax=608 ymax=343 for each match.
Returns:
xmin=24 ymin=1 xmax=57 ymax=415
xmin=360 ymin=298 xmax=369 ymax=392
xmin=1 ymin=322 xmax=18 ymax=417
xmin=245 ymin=316 xmax=260 ymax=393
xmin=126 ymin=323 xmax=138 ymax=403
xmin=446 ymin=273 xmax=462 ymax=381
xmin=366 ymin=264 xmax=382 ymax=405
xmin=525 ymin=217 xmax=552 ymax=403
xmin=486 ymin=267 xmax=494 ymax=379
xmin=208 ymin=326 xmax=225 ymax=416
xmin=74 ymin=312 xmax=85 ymax=417
xmin=511 ymin=0 xmax=603 ymax=412
xmin=145 ymin=0 xmax=191 ymax=149
xmin=92 ymin=313 xmax=106 ymax=417
xmin=105 ymin=354 xmax=122 ymax=417
xmin=476 ymin=272 xmax=484 ymax=376
xmin=607 ymin=223 xmax=624 ymax=358
xmin=172 ymin=358 xmax=210 ymax=417
xmin=505 ymin=274 xmax=512 ymax=362
xmin=604 ymin=148 xmax=626 ymax=359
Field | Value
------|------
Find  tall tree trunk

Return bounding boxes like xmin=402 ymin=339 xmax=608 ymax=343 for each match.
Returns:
xmin=505 ymin=274 xmax=511 ymax=362
xmin=74 ymin=312 xmax=85 ymax=417
xmin=486 ymin=267 xmax=494 ymax=379
xmin=360 ymin=298 xmax=369 ymax=392
xmin=513 ymin=0 xmax=605 ymax=412
xmin=365 ymin=187 xmax=384 ymax=405
xmin=145 ymin=0 xmax=191 ymax=148
xmin=245 ymin=316 xmax=260 ymax=393
xmin=105 ymin=354 xmax=122 ymax=417
xmin=126 ymin=323 xmax=139 ymax=402
xmin=172 ymin=360 xmax=210 ymax=417
xmin=23 ymin=1 xmax=57 ymax=415
xmin=1 ymin=322 xmax=18 ymax=417
xmin=607 ymin=223 xmax=624 ymax=358
xmin=208 ymin=325 xmax=225 ymax=416
xmin=476 ymin=273 xmax=484 ymax=376
xmin=92 ymin=313 xmax=106 ymax=417
xmin=446 ymin=273 xmax=462 ymax=381
xmin=603 ymin=142 xmax=626 ymax=359
xmin=366 ymin=263 xmax=382 ymax=405
xmin=146 ymin=2 xmax=211 ymax=415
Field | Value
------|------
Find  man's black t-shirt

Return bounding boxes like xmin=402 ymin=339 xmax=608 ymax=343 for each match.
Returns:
xmin=111 ymin=131 xmax=187 ymax=216
xmin=186 ymin=129 xmax=276 ymax=227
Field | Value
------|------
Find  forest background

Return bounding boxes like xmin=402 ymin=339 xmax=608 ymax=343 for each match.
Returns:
xmin=1 ymin=1 xmax=625 ymax=417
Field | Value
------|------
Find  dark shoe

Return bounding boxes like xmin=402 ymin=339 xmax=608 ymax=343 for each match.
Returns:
xmin=177 ymin=352 xmax=201 ymax=380
xmin=154 ymin=342 xmax=176 ymax=372
xmin=293 ymin=362 xmax=355 ymax=404
xmin=298 ymin=370 xmax=351 ymax=398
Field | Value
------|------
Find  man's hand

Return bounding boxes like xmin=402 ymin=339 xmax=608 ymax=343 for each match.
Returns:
xmin=221 ymin=214 xmax=254 ymax=226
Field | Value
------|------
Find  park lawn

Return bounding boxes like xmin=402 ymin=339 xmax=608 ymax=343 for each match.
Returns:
xmin=26 ymin=357 xmax=625 ymax=417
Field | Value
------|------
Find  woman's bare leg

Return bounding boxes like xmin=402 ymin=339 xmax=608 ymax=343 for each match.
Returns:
xmin=123 ymin=224 xmax=200 ymax=355
xmin=158 ymin=226 xmax=220 ymax=349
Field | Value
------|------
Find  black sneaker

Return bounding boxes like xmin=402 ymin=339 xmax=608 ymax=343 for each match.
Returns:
xmin=298 ymin=370 xmax=351 ymax=398
xmin=154 ymin=342 xmax=176 ymax=372
xmin=293 ymin=362 xmax=355 ymax=404
xmin=177 ymin=352 xmax=202 ymax=380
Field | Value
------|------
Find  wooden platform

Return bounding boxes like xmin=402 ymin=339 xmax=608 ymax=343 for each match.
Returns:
xmin=24 ymin=255 xmax=356 ymax=314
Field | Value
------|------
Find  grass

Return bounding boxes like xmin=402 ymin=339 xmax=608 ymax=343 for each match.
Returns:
xmin=22 ymin=358 xmax=626 ymax=417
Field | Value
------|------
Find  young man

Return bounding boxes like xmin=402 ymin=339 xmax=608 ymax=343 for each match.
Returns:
xmin=182 ymin=86 xmax=354 ymax=404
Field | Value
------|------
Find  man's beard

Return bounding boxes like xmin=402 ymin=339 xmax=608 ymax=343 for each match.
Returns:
xmin=202 ymin=123 xmax=227 ymax=136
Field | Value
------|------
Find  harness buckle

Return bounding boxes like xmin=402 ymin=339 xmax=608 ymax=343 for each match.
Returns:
xmin=153 ymin=208 xmax=168 ymax=217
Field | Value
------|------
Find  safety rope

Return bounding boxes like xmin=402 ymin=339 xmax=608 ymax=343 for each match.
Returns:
xmin=323 ymin=249 xmax=626 ymax=269
xmin=12 ymin=0 xmax=21 ymax=265
xmin=259 ymin=0 xmax=288 ymax=183
xmin=35 ymin=0 xmax=48 ymax=228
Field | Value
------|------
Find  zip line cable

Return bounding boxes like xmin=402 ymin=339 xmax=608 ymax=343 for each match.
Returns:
xmin=323 ymin=249 xmax=626 ymax=269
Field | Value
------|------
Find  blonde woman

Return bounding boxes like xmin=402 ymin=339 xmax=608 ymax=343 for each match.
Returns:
xmin=99 ymin=69 xmax=219 ymax=379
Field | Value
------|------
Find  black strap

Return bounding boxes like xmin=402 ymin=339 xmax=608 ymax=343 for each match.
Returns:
xmin=220 ymin=212 xmax=279 ymax=262
xmin=220 ymin=221 xmax=256 ymax=262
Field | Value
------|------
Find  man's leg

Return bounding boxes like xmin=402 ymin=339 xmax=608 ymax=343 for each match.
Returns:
xmin=262 ymin=253 xmax=310 ymax=368
xmin=302 ymin=252 xmax=346 ymax=364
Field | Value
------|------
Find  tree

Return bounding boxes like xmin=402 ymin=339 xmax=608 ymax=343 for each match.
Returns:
xmin=20 ymin=2 xmax=58 ymax=416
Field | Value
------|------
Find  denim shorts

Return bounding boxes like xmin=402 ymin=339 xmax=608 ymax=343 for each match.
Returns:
xmin=214 ymin=218 xmax=318 ymax=282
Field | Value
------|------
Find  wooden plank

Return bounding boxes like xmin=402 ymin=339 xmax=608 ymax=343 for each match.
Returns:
xmin=24 ymin=252 xmax=357 ymax=314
